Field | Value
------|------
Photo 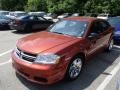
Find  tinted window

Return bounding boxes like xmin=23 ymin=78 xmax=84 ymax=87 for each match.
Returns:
xmin=37 ymin=16 xmax=46 ymax=21
xmin=100 ymin=21 xmax=110 ymax=30
xmin=49 ymin=20 xmax=88 ymax=37
xmin=29 ymin=16 xmax=38 ymax=20
xmin=91 ymin=20 xmax=109 ymax=34
xmin=91 ymin=21 xmax=100 ymax=34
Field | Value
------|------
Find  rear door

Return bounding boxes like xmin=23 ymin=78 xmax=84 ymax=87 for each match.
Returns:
xmin=98 ymin=20 xmax=113 ymax=46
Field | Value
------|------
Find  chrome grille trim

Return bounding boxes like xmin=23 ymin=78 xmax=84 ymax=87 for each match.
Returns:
xmin=15 ymin=48 xmax=36 ymax=62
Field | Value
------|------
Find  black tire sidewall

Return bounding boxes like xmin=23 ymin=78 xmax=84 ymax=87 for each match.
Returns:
xmin=24 ymin=24 xmax=32 ymax=32
xmin=65 ymin=55 xmax=83 ymax=81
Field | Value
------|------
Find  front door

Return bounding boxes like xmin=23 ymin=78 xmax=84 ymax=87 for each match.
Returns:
xmin=87 ymin=20 xmax=111 ymax=57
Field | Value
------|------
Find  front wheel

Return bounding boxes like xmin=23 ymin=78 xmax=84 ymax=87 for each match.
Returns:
xmin=65 ymin=56 xmax=83 ymax=81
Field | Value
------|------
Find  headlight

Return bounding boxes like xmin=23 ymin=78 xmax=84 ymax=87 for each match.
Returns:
xmin=35 ymin=54 xmax=60 ymax=64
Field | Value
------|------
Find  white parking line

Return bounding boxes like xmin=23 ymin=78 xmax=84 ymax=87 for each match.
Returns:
xmin=0 ymin=59 xmax=11 ymax=66
xmin=0 ymin=49 xmax=12 ymax=57
xmin=96 ymin=56 xmax=120 ymax=90
xmin=114 ymin=45 xmax=120 ymax=48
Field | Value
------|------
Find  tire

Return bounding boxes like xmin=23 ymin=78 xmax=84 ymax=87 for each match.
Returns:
xmin=106 ymin=39 xmax=114 ymax=52
xmin=65 ymin=55 xmax=83 ymax=81
xmin=24 ymin=24 xmax=32 ymax=32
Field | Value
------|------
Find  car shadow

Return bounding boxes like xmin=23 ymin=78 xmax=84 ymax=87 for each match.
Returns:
xmin=0 ymin=28 xmax=12 ymax=31
xmin=16 ymin=46 xmax=120 ymax=90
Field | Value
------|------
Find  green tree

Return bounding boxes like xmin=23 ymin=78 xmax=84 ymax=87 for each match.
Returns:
xmin=109 ymin=0 xmax=120 ymax=15
xmin=25 ymin=0 xmax=47 ymax=12
xmin=83 ymin=0 xmax=120 ymax=15
xmin=47 ymin=0 xmax=85 ymax=14
xmin=0 ymin=0 xmax=27 ymax=11
xmin=0 ymin=0 xmax=120 ymax=15
xmin=46 ymin=0 xmax=59 ymax=13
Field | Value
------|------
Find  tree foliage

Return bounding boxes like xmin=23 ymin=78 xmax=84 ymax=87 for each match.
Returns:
xmin=0 ymin=0 xmax=120 ymax=15
xmin=46 ymin=0 xmax=85 ymax=14
xmin=0 ymin=0 xmax=27 ymax=11
xmin=25 ymin=0 xmax=47 ymax=12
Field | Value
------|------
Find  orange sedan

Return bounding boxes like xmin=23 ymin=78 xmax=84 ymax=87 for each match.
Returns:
xmin=12 ymin=17 xmax=114 ymax=84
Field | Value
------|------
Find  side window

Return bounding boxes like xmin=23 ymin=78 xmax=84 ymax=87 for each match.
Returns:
xmin=37 ymin=16 xmax=46 ymax=21
xmin=99 ymin=21 xmax=110 ymax=31
xmin=29 ymin=16 xmax=38 ymax=20
xmin=91 ymin=21 xmax=103 ymax=34
xmin=29 ymin=16 xmax=34 ymax=20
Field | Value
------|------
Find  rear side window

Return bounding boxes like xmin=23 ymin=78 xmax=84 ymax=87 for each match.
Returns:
xmin=29 ymin=16 xmax=38 ymax=20
xmin=91 ymin=20 xmax=110 ymax=34
xmin=99 ymin=20 xmax=110 ymax=31
xmin=91 ymin=21 xmax=102 ymax=34
xmin=37 ymin=16 xmax=46 ymax=21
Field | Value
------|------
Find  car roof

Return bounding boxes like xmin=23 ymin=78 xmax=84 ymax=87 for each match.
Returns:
xmin=64 ymin=16 xmax=97 ymax=22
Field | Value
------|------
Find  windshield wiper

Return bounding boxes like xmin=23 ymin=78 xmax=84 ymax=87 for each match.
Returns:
xmin=52 ymin=31 xmax=73 ymax=37
xmin=52 ymin=31 xmax=64 ymax=34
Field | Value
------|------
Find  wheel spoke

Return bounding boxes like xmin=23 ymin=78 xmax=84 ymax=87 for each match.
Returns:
xmin=69 ymin=58 xmax=82 ymax=78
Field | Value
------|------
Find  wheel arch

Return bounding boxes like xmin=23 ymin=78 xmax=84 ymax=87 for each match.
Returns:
xmin=71 ymin=52 xmax=86 ymax=64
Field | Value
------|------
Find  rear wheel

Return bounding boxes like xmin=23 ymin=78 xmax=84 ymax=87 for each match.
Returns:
xmin=65 ymin=56 xmax=83 ymax=81
xmin=24 ymin=25 xmax=32 ymax=32
xmin=106 ymin=39 xmax=114 ymax=51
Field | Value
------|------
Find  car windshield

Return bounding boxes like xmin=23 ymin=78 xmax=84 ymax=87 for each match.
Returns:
xmin=49 ymin=20 xmax=88 ymax=37
xmin=108 ymin=18 xmax=120 ymax=26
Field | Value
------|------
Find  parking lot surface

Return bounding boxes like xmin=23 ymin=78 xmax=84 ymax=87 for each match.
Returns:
xmin=0 ymin=30 xmax=120 ymax=90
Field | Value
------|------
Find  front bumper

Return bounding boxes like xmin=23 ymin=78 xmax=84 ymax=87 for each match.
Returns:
xmin=12 ymin=52 xmax=67 ymax=84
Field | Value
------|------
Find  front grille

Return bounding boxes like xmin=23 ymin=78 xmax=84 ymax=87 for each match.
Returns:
xmin=16 ymin=48 xmax=37 ymax=62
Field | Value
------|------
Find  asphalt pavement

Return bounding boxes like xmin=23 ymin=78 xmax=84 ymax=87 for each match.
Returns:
xmin=0 ymin=29 xmax=120 ymax=90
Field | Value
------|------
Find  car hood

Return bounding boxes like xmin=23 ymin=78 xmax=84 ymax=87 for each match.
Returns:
xmin=17 ymin=31 xmax=76 ymax=54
